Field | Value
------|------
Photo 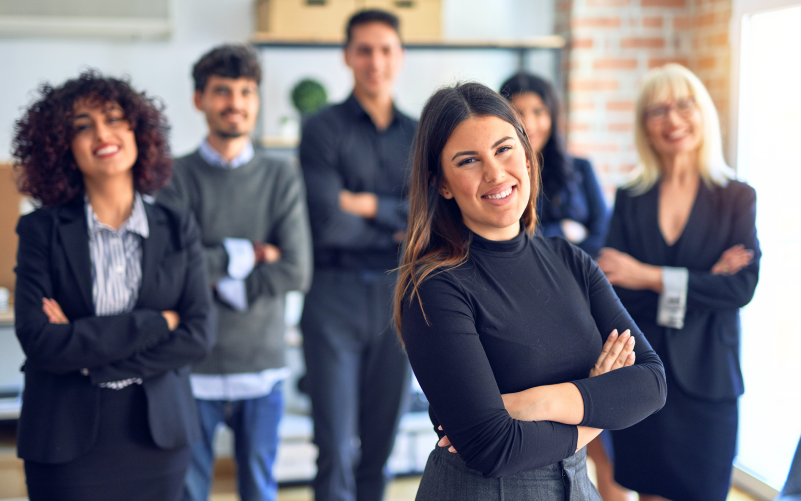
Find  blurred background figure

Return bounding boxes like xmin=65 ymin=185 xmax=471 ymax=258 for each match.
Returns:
xmin=500 ymin=72 xmax=608 ymax=258
xmin=597 ymin=64 xmax=760 ymax=501
xmin=298 ymin=9 xmax=415 ymax=501
xmin=157 ymin=45 xmax=312 ymax=501
xmin=12 ymin=71 xmax=214 ymax=501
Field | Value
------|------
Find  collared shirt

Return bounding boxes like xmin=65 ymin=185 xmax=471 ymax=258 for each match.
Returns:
xmin=85 ymin=193 xmax=149 ymax=389
xmin=198 ymin=137 xmax=254 ymax=169
xmin=299 ymin=93 xmax=418 ymax=271
xmin=190 ymin=138 xmax=289 ymax=401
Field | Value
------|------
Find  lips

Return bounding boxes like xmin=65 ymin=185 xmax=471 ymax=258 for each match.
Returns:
xmin=664 ymin=129 xmax=690 ymax=141
xmin=481 ymin=184 xmax=517 ymax=206
xmin=93 ymin=144 xmax=120 ymax=157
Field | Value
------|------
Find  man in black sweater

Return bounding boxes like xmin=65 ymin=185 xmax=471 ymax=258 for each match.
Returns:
xmin=299 ymin=10 xmax=416 ymax=501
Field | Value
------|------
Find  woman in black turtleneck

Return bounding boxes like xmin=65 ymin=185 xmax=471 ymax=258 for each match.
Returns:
xmin=394 ymin=82 xmax=666 ymax=500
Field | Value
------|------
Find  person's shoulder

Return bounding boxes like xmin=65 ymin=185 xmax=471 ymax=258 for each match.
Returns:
xmin=535 ymin=234 xmax=592 ymax=270
xmin=253 ymin=152 xmax=302 ymax=183
xmin=535 ymin=233 xmax=578 ymax=256
xmin=18 ymin=205 xmax=57 ymax=230
xmin=571 ymin=156 xmax=593 ymax=172
xmin=147 ymin=198 xmax=199 ymax=245
xmin=170 ymin=150 xmax=203 ymax=177
xmin=304 ymin=101 xmax=349 ymax=129
xmin=394 ymin=106 xmax=419 ymax=128
xmin=720 ymin=178 xmax=755 ymax=198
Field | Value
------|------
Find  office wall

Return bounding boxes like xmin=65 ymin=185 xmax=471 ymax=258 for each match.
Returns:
xmin=555 ymin=0 xmax=734 ymax=198
xmin=0 ymin=0 xmax=556 ymax=160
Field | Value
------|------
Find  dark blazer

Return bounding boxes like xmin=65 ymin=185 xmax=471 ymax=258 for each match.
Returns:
xmin=605 ymin=179 xmax=759 ymax=401
xmin=14 ymin=197 xmax=214 ymax=464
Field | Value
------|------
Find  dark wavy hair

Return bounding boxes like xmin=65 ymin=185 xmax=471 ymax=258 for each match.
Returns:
xmin=12 ymin=70 xmax=171 ymax=207
xmin=499 ymin=72 xmax=571 ymax=205
xmin=192 ymin=44 xmax=262 ymax=92
xmin=394 ymin=82 xmax=539 ymax=339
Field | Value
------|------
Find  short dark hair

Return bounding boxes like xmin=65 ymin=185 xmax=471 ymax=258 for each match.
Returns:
xmin=345 ymin=9 xmax=401 ymax=46
xmin=192 ymin=44 xmax=262 ymax=92
xmin=12 ymin=70 xmax=171 ymax=207
xmin=499 ymin=72 xmax=571 ymax=202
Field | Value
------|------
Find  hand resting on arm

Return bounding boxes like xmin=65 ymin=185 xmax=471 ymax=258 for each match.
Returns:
xmin=439 ymin=328 xmax=636 ymax=454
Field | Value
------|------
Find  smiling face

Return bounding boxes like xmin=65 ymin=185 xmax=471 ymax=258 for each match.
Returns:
xmin=644 ymin=93 xmax=703 ymax=159
xmin=344 ymin=21 xmax=404 ymax=100
xmin=194 ymin=75 xmax=259 ymax=139
xmin=70 ymin=99 xmax=138 ymax=184
xmin=510 ymin=92 xmax=552 ymax=153
xmin=439 ymin=115 xmax=532 ymax=241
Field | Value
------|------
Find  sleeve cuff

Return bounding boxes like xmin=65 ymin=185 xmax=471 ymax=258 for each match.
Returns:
xmin=223 ymin=238 xmax=256 ymax=280
xmin=216 ymin=278 xmax=248 ymax=311
xmin=657 ymin=266 xmax=688 ymax=329
xmin=571 ymin=380 xmax=594 ymax=427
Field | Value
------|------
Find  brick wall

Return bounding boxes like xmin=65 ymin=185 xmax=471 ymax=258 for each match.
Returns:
xmin=553 ymin=0 xmax=733 ymax=200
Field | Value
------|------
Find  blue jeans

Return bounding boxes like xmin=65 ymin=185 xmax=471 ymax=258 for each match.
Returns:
xmin=182 ymin=382 xmax=284 ymax=501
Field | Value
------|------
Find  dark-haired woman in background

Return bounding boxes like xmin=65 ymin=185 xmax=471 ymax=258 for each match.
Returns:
xmin=500 ymin=72 xmax=625 ymax=499
xmin=395 ymin=82 xmax=666 ymax=500
xmin=500 ymin=72 xmax=608 ymax=257
xmin=12 ymin=71 xmax=213 ymax=501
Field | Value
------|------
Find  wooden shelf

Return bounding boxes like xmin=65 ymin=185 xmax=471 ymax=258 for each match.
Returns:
xmin=259 ymin=137 xmax=299 ymax=149
xmin=251 ymin=33 xmax=566 ymax=50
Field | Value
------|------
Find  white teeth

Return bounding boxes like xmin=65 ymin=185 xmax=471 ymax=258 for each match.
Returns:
xmin=486 ymin=188 xmax=513 ymax=200
xmin=667 ymin=131 xmax=687 ymax=140
xmin=95 ymin=145 xmax=119 ymax=156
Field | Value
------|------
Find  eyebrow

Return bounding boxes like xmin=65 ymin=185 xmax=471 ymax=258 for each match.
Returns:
xmin=450 ymin=136 xmax=514 ymax=161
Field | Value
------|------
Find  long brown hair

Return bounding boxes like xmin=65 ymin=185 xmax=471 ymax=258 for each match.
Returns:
xmin=393 ymin=82 xmax=539 ymax=340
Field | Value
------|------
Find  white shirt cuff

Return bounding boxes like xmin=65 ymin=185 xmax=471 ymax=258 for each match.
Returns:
xmin=216 ymin=277 xmax=248 ymax=311
xmin=223 ymin=238 xmax=256 ymax=280
xmin=657 ymin=266 xmax=688 ymax=329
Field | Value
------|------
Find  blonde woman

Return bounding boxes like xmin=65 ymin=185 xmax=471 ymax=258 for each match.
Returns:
xmin=597 ymin=64 xmax=760 ymax=501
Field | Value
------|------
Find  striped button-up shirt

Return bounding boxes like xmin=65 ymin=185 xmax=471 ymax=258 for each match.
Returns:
xmin=86 ymin=193 xmax=149 ymax=389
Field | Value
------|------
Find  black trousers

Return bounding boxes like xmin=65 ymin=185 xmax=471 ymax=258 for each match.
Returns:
xmin=24 ymin=384 xmax=190 ymax=501
xmin=301 ymin=268 xmax=411 ymax=501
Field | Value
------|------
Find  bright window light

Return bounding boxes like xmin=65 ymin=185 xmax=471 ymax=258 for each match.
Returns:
xmin=735 ymin=3 xmax=801 ymax=490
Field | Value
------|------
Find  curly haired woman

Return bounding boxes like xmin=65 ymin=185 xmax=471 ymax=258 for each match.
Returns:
xmin=12 ymin=70 xmax=214 ymax=501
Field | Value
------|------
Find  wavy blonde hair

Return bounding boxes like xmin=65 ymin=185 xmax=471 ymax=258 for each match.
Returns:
xmin=628 ymin=63 xmax=734 ymax=193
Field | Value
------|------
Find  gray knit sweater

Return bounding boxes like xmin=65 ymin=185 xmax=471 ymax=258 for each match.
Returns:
xmin=157 ymin=150 xmax=312 ymax=374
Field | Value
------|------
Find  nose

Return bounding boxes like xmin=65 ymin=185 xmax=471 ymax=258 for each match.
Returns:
xmin=230 ymin=92 xmax=244 ymax=110
xmin=94 ymin=120 xmax=112 ymax=142
xmin=483 ymin=156 xmax=506 ymax=184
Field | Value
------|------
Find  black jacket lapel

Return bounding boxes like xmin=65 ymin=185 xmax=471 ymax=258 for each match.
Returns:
xmin=138 ymin=202 xmax=169 ymax=306
xmin=57 ymin=199 xmax=94 ymax=314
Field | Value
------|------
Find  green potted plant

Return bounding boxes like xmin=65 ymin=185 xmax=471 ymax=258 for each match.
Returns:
xmin=291 ymin=78 xmax=328 ymax=118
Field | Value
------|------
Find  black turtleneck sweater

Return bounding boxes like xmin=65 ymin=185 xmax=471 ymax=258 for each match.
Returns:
xmin=401 ymin=232 xmax=667 ymax=479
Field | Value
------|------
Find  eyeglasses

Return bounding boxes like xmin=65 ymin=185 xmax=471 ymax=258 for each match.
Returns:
xmin=643 ymin=97 xmax=696 ymax=122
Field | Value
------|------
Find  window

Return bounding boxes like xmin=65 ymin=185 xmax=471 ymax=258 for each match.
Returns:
xmin=733 ymin=0 xmax=801 ymax=492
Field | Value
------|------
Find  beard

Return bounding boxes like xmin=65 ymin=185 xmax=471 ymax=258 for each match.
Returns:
xmin=214 ymin=108 xmax=250 ymax=139
xmin=214 ymin=127 xmax=246 ymax=140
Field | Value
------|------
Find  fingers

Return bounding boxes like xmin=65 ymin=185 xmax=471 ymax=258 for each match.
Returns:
xmin=604 ymin=329 xmax=631 ymax=371
xmin=613 ymin=335 xmax=636 ymax=369
xmin=42 ymin=298 xmax=69 ymax=324
xmin=712 ymin=247 xmax=754 ymax=275
xmin=592 ymin=329 xmax=634 ymax=376
xmin=437 ymin=426 xmax=457 ymax=453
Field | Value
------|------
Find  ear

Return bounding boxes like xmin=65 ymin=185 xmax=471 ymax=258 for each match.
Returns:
xmin=193 ymin=90 xmax=204 ymax=112
xmin=343 ymin=47 xmax=353 ymax=70
xmin=438 ymin=180 xmax=454 ymax=199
